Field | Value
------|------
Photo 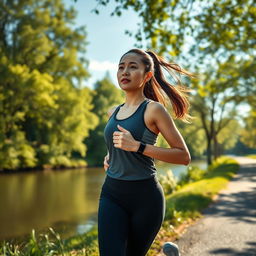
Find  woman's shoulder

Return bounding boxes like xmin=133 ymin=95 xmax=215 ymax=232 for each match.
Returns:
xmin=107 ymin=105 xmax=119 ymax=118
xmin=146 ymin=99 xmax=166 ymax=114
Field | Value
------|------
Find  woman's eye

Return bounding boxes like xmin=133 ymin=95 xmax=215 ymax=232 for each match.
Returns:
xmin=131 ymin=66 xmax=137 ymax=69
xmin=118 ymin=66 xmax=123 ymax=70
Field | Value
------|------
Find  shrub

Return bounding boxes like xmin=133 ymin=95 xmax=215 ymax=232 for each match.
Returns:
xmin=158 ymin=169 xmax=177 ymax=194
xmin=178 ymin=165 xmax=206 ymax=186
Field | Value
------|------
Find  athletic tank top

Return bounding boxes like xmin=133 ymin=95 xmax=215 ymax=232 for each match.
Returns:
xmin=103 ymin=98 xmax=158 ymax=180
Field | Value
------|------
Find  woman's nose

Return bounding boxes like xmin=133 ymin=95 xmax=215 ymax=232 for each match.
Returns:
xmin=122 ymin=68 xmax=129 ymax=76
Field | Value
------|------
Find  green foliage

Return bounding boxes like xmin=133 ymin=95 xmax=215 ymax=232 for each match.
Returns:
xmin=0 ymin=131 xmax=37 ymax=170
xmin=85 ymin=75 xmax=124 ymax=166
xmin=240 ymin=110 xmax=256 ymax=148
xmin=158 ymin=169 xmax=177 ymax=194
xmin=217 ymin=119 xmax=242 ymax=150
xmin=0 ymin=0 xmax=98 ymax=170
xmin=175 ymin=116 xmax=206 ymax=159
xmin=64 ymin=226 xmax=99 ymax=255
xmin=246 ymin=155 xmax=256 ymax=159
xmin=178 ymin=165 xmax=206 ymax=186
xmin=165 ymin=156 xmax=239 ymax=224
xmin=94 ymin=0 xmax=255 ymax=60
xmin=0 ymin=228 xmax=65 ymax=256
xmin=207 ymin=156 xmax=239 ymax=173
xmin=94 ymin=0 xmax=256 ymax=163
xmin=0 ymin=227 xmax=100 ymax=256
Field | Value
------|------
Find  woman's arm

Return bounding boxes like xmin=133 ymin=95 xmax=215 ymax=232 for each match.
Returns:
xmin=134 ymin=102 xmax=191 ymax=165
xmin=103 ymin=105 xmax=118 ymax=171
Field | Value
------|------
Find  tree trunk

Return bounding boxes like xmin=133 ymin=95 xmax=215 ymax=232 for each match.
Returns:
xmin=213 ymin=133 xmax=218 ymax=160
xmin=206 ymin=137 xmax=212 ymax=165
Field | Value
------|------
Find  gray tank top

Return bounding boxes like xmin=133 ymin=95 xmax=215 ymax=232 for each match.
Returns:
xmin=104 ymin=98 xmax=158 ymax=180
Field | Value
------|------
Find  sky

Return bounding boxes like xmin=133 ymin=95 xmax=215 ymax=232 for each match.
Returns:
xmin=63 ymin=0 xmax=141 ymax=88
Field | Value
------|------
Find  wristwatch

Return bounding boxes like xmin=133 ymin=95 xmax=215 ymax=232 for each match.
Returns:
xmin=137 ymin=141 xmax=146 ymax=154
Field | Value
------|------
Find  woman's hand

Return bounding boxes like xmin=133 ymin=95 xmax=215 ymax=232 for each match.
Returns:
xmin=113 ymin=124 xmax=140 ymax=152
xmin=103 ymin=153 xmax=109 ymax=172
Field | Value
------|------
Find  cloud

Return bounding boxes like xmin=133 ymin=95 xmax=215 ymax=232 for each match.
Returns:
xmin=89 ymin=60 xmax=117 ymax=71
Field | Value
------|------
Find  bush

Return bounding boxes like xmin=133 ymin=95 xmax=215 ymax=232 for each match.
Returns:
xmin=178 ymin=165 xmax=206 ymax=186
xmin=158 ymin=169 xmax=177 ymax=194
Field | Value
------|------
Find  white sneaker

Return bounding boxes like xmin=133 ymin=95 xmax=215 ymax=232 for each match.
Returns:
xmin=163 ymin=242 xmax=180 ymax=256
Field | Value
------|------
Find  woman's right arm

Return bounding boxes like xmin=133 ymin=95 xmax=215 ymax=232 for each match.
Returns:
xmin=103 ymin=105 xmax=118 ymax=171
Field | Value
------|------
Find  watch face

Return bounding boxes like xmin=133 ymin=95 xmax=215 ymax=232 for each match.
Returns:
xmin=138 ymin=142 xmax=146 ymax=153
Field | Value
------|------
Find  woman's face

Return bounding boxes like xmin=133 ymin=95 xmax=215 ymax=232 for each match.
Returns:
xmin=117 ymin=53 xmax=148 ymax=91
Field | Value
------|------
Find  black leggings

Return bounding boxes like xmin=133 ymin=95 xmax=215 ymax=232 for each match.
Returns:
xmin=97 ymin=174 xmax=166 ymax=256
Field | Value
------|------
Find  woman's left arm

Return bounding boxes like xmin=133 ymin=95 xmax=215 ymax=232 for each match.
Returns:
xmin=135 ymin=102 xmax=191 ymax=165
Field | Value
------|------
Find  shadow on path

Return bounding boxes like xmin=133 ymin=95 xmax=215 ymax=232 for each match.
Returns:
xmin=175 ymin=158 xmax=256 ymax=256
xmin=203 ymin=165 xmax=256 ymax=225
xmin=209 ymin=241 xmax=256 ymax=256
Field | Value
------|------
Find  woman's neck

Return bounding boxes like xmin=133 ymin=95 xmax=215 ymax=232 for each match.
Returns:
xmin=123 ymin=96 xmax=147 ymax=108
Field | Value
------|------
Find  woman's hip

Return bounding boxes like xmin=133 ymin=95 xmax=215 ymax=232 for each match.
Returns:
xmin=99 ymin=175 xmax=165 ymax=213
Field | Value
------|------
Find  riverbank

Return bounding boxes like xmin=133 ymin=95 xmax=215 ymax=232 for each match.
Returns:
xmin=0 ymin=157 xmax=206 ymax=174
xmin=0 ymin=156 xmax=239 ymax=256
xmin=0 ymin=161 xmax=88 ymax=174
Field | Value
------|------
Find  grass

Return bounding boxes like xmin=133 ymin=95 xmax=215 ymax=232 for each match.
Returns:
xmin=0 ymin=156 xmax=240 ymax=256
xmin=165 ymin=157 xmax=239 ymax=218
xmin=0 ymin=227 xmax=99 ymax=256
xmin=246 ymin=154 xmax=256 ymax=159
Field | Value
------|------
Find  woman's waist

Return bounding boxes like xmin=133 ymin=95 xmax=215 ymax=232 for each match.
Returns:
xmin=101 ymin=174 xmax=161 ymax=194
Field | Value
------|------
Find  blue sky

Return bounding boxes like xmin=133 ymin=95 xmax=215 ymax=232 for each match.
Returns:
xmin=63 ymin=0 xmax=141 ymax=88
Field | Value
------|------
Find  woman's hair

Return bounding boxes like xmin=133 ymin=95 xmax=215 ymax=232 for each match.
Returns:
xmin=119 ymin=48 xmax=196 ymax=122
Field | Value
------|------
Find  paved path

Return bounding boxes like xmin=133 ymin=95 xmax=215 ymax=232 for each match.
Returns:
xmin=175 ymin=156 xmax=256 ymax=256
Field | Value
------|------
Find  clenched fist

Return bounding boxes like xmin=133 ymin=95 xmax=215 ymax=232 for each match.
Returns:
xmin=113 ymin=124 xmax=139 ymax=152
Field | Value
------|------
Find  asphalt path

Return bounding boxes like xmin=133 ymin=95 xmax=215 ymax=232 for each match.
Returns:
xmin=175 ymin=156 xmax=256 ymax=256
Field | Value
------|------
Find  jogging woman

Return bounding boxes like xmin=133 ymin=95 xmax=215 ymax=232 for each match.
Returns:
xmin=98 ymin=48 xmax=194 ymax=256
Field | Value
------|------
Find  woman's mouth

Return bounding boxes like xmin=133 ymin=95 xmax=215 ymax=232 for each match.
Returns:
xmin=121 ymin=78 xmax=131 ymax=84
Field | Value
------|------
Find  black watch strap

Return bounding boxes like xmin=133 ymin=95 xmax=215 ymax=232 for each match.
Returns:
xmin=137 ymin=142 xmax=146 ymax=154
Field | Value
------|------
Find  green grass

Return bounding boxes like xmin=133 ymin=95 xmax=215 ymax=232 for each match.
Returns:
xmin=164 ymin=156 xmax=239 ymax=223
xmin=0 ymin=156 xmax=240 ymax=256
xmin=246 ymin=154 xmax=256 ymax=159
xmin=0 ymin=227 xmax=99 ymax=256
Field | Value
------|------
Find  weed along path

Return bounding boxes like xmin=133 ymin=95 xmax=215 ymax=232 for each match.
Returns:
xmin=175 ymin=156 xmax=256 ymax=256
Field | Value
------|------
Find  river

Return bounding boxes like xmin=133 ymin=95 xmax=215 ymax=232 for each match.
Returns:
xmin=0 ymin=160 xmax=206 ymax=243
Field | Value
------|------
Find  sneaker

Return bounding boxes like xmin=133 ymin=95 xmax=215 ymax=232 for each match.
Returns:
xmin=163 ymin=242 xmax=180 ymax=256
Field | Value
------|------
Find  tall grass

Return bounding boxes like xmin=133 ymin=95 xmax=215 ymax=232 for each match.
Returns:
xmin=0 ymin=227 xmax=99 ymax=256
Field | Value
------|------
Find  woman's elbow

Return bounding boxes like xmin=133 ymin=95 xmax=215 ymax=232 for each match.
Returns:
xmin=183 ymin=151 xmax=191 ymax=166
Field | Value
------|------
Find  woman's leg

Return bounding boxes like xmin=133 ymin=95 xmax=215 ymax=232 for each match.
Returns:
xmin=126 ymin=182 xmax=165 ymax=256
xmin=97 ymin=194 xmax=129 ymax=256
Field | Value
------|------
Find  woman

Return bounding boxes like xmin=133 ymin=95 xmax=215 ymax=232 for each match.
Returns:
xmin=98 ymin=48 xmax=194 ymax=256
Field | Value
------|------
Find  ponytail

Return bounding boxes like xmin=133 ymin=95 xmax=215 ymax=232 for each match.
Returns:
xmin=121 ymin=49 xmax=196 ymax=122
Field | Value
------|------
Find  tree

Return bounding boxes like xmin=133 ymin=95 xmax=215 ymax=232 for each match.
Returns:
xmin=0 ymin=0 xmax=98 ymax=170
xmin=94 ymin=0 xmax=255 ymax=57
xmin=191 ymin=79 xmax=240 ymax=164
xmin=93 ymin=0 xmax=255 ymax=164
xmin=240 ymin=110 xmax=256 ymax=148
xmin=85 ymin=74 xmax=124 ymax=166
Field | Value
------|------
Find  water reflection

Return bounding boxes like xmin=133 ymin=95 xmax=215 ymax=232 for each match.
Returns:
xmin=0 ymin=160 xmax=206 ymax=242
xmin=0 ymin=168 xmax=105 ymax=241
